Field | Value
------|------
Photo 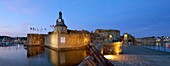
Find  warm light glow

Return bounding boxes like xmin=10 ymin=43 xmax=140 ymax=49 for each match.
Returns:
xmin=113 ymin=42 xmax=122 ymax=55
xmin=104 ymin=55 xmax=118 ymax=60
xmin=115 ymin=47 xmax=120 ymax=54
xmin=124 ymin=34 xmax=128 ymax=40
xmin=60 ymin=37 xmax=65 ymax=43
xmin=101 ymin=48 xmax=103 ymax=54
xmin=50 ymin=34 xmax=58 ymax=48
xmin=109 ymin=35 xmax=112 ymax=39
xmin=124 ymin=34 xmax=128 ymax=38
xmin=84 ymin=38 xmax=88 ymax=41
xmin=84 ymin=38 xmax=89 ymax=45
xmin=115 ymin=42 xmax=123 ymax=44
xmin=84 ymin=38 xmax=88 ymax=42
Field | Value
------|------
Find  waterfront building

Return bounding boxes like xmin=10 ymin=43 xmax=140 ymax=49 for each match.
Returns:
xmin=27 ymin=11 xmax=91 ymax=50
xmin=135 ymin=38 xmax=143 ymax=46
xmin=136 ymin=37 xmax=156 ymax=46
xmin=27 ymin=34 xmax=47 ymax=45
xmin=95 ymin=29 xmax=120 ymax=43
xmin=45 ymin=11 xmax=90 ymax=50
xmin=0 ymin=36 xmax=13 ymax=42
xmin=27 ymin=11 xmax=123 ymax=50
xmin=123 ymin=33 xmax=136 ymax=45
xmin=14 ymin=37 xmax=27 ymax=44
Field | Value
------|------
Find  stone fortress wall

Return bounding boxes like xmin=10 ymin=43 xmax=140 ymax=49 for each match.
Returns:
xmin=57 ymin=31 xmax=90 ymax=49
xmin=27 ymin=34 xmax=47 ymax=45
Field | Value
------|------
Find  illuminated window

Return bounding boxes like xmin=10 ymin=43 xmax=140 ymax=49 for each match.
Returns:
xmin=60 ymin=37 xmax=65 ymax=43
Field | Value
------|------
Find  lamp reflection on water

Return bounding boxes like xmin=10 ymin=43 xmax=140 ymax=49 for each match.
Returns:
xmin=26 ymin=46 xmax=44 ymax=58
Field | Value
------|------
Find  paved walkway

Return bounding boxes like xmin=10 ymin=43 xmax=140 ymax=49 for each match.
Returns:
xmin=107 ymin=45 xmax=170 ymax=66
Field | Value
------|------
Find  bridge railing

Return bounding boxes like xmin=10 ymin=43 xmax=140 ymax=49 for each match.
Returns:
xmin=86 ymin=43 xmax=114 ymax=66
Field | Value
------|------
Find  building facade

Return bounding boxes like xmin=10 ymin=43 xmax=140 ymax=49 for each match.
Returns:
xmin=27 ymin=11 xmax=122 ymax=50
xmin=44 ymin=11 xmax=91 ymax=50
xmin=95 ymin=29 xmax=120 ymax=43
xmin=123 ymin=33 xmax=136 ymax=45
xmin=27 ymin=34 xmax=46 ymax=45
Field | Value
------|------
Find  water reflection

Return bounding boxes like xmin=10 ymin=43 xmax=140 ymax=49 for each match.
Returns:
xmin=49 ymin=49 xmax=87 ymax=66
xmin=26 ymin=46 xmax=44 ymax=58
xmin=25 ymin=45 xmax=87 ymax=66
xmin=0 ymin=45 xmax=87 ymax=66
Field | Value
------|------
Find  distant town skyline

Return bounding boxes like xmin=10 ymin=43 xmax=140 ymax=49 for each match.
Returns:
xmin=0 ymin=0 xmax=170 ymax=38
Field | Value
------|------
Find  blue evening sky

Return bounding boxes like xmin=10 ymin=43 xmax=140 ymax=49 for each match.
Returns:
xmin=0 ymin=0 xmax=170 ymax=38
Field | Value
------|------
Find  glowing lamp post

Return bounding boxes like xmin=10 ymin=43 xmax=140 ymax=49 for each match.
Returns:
xmin=124 ymin=34 xmax=128 ymax=39
xmin=109 ymin=35 xmax=113 ymax=43
xmin=109 ymin=35 xmax=112 ymax=39
xmin=124 ymin=34 xmax=128 ymax=44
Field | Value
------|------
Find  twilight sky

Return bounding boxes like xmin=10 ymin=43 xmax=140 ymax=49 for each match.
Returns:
xmin=0 ymin=0 xmax=170 ymax=38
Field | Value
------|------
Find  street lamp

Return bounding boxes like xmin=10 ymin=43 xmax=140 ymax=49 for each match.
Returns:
xmin=124 ymin=34 xmax=128 ymax=44
xmin=109 ymin=35 xmax=112 ymax=39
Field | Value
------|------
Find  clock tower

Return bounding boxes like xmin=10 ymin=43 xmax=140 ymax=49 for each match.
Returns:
xmin=54 ymin=11 xmax=67 ymax=33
